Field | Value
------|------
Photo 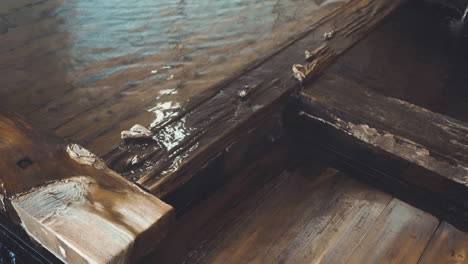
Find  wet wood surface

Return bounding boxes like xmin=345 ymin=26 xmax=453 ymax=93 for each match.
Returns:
xmin=0 ymin=113 xmax=173 ymax=264
xmin=419 ymin=221 xmax=468 ymax=264
xmin=0 ymin=0 xmax=348 ymax=156
xmin=104 ymin=0 xmax=405 ymax=198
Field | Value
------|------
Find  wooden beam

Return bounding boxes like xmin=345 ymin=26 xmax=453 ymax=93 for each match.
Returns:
xmin=299 ymin=76 xmax=468 ymax=186
xmin=104 ymin=0 xmax=406 ymax=198
xmin=0 ymin=113 xmax=173 ymax=264
xmin=294 ymin=57 xmax=468 ymax=229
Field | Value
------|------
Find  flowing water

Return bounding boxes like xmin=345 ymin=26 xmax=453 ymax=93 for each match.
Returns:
xmin=0 ymin=0 xmax=346 ymax=154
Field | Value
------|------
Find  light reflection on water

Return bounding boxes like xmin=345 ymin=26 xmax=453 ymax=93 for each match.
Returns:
xmin=0 ymin=0 xmax=345 ymax=154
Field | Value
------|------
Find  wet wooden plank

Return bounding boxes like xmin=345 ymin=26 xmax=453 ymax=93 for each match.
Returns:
xmin=0 ymin=0 xmax=347 ymax=155
xmin=419 ymin=221 xmax=468 ymax=264
xmin=0 ymin=113 xmax=173 ymax=264
xmin=346 ymin=199 xmax=439 ymax=264
xmin=104 ymin=0 xmax=406 ymax=198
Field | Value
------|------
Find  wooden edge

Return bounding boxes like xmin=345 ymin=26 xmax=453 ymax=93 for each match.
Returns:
xmin=288 ymin=95 xmax=468 ymax=230
xmin=299 ymin=91 xmax=468 ymax=186
xmin=0 ymin=113 xmax=174 ymax=264
xmin=104 ymin=0 xmax=406 ymax=198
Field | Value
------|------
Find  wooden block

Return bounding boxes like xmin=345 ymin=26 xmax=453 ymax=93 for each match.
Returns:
xmin=0 ymin=114 xmax=174 ymax=264
xmin=418 ymin=221 xmax=468 ymax=264
xmin=346 ymin=199 xmax=439 ymax=264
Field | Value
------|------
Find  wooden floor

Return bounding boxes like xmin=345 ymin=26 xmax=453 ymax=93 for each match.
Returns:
xmin=143 ymin=149 xmax=468 ymax=264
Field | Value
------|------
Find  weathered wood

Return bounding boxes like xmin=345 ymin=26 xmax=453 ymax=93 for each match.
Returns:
xmin=0 ymin=114 xmax=173 ymax=264
xmin=0 ymin=0 xmax=349 ymax=156
xmin=104 ymin=0 xmax=406 ymax=198
xmin=419 ymin=221 xmax=468 ymax=264
xmin=296 ymin=45 xmax=468 ymax=228
xmin=148 ymin=156 xmax=452 ymax=264
xmin=271 ymin=171 xmax=392 ymax=264
xmin=296 ymin=5 xmax=468 ymax=226
xmin=346 ymin=199 xmax=439 ymax=264
xmin=143 ymin=141 xmax=297 ymax=264
xmin=300 ymin=78 xmax=468 ymax=185
xmin=181 ymin=166 xmax=392 ymax=264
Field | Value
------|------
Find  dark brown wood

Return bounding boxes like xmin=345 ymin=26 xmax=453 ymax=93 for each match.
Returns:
xmin=104 ymin=0 xmax=406 ymax=199
xmin=282 ymin=0 xmax=468 ymax=231
xmin=0 ymin=113 xmax=173 ymax=264
xmin=300 ymin=76 xmax=467 ymax=185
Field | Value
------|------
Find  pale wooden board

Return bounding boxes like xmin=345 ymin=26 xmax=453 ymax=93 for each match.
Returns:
xmin=179 ymin=165 xmax=392 ymax=264
xmin=418 ymin=221 xmax=468 ymax=264
xmin=0 ymin=114 xmax=173 ymax=264
xmin=346 ymin=198 xmax=439 ymax=264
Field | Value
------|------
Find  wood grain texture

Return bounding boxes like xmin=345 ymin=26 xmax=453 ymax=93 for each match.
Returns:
xmin=346 ymin=199 xmax=439 ymax=264
xmin=104 ymin=0 xmax=406 ymax=198
xmin=300 ymin=76 xmax=468 ymax=186
xmin=143 ymin=142 xmax=298 ymax=264
xmin=295 ymin=3 xmax=468 ymax=227
xmin=419 ymin=221 xmax=468 ymax=264
xmin=162 ymin=164 xmax=392 ymax=264
xmin=0 ymin=114 xmax=173 ymax=264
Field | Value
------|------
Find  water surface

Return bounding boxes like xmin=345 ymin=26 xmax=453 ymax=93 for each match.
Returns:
xmin=1 ymin=0 xmax=345 ymax=154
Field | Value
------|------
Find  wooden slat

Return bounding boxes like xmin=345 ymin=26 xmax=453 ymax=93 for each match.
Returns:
xmin=271 ymin=172 xmax=392 ymax=264
xmin=418 ymin=221 xmax=468 ymax=264
xmin=104 ymin=0 xmax=406 ymax=198
xmin=172 ymin=165 xmax=392 ymax=264
xmin=0 ymin=113 xmax=173 ymax=264
xmin=346 ymin=199 xmax=439 ymax=264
